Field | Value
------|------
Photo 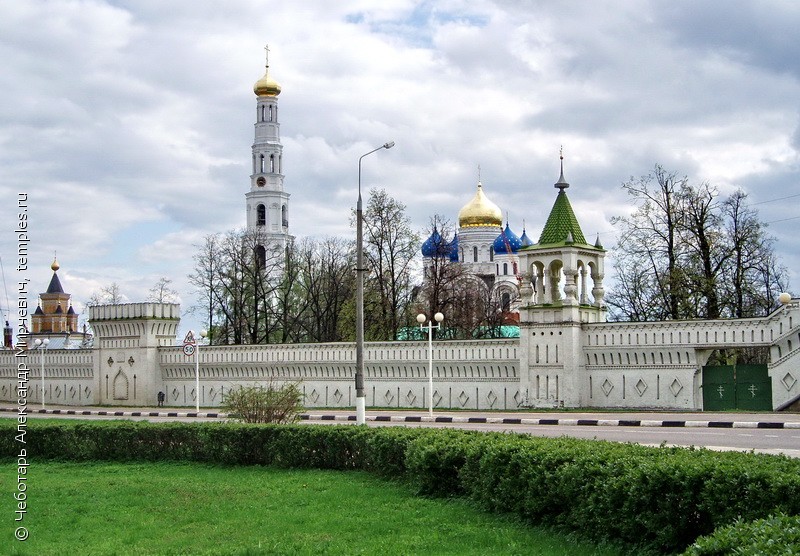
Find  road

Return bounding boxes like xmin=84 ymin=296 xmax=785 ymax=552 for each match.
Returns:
xmin=6 ymin=406 xmax=800 ymax=458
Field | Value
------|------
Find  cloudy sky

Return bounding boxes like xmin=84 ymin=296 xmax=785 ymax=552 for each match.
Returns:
xmin=2 ymin=0 xmax=798 ymax=338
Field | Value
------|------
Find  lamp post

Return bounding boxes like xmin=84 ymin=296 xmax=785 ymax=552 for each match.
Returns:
xmin=356 ymin=140 xmax=395 ymax=425
xmin=194 ymin=329 xmax=207 ymax=412
xmin=417 ymin=312 xmax=444 ymax=417
xmin=33 ymin=338 xmax=49 ymax=408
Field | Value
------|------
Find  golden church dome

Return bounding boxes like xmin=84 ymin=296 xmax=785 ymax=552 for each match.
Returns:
xmin=458 ymin=182 xmax=503 ymax=228
xmin=253 ymin=68 xmax=281 ymax=97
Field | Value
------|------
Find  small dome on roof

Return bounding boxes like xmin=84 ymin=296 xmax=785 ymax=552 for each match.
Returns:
xmin=448 ymin=234 xmax=459 ymax=262
xmin=520 ymin=226 xmax=534 ymax=247
xmin=493 ymin=223 xmax=522 ymax=254
xmin=421 ymin=228 xmax=450 ymax=258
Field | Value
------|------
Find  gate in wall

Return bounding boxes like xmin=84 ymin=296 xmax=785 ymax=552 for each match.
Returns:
xmin=702 ymin=364 xmax=772 ymax=411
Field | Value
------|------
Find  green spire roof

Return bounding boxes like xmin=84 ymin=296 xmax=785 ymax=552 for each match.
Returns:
xmin=537 ymin=190 xmax=587 ymax=245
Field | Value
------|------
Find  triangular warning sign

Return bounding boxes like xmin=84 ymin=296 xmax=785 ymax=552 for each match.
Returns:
xmin=183 ymin=330 xmax=196 ymax=345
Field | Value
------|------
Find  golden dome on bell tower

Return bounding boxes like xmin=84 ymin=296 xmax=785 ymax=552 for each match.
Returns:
xmin=253 ymin=44 xmax=281 ymax=97
xmin=458 ymin=181 xmax=503 ymax=228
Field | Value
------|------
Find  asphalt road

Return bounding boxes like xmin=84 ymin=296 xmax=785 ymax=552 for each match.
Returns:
xmin=6 ymin=405 xmax=800 ymax=458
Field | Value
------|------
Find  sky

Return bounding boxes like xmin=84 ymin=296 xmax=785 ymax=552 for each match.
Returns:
xmin=1 ymin=0 xmax=799 ymax=340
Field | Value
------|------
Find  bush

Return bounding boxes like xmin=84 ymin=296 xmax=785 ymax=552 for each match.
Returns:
xmin=682 ymin=513 xmax=800 ymax=555
xmin=222 ymin=382 xmax=304 ymax=423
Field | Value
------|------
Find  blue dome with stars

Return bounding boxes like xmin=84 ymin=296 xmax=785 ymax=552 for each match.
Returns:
xmin=421 ymin=228 xmax=450 ymax=258
xmin=448 ymin=234 xmax=459 ymax=262
xmin=493 ymin=223 xmax=522 ymax=255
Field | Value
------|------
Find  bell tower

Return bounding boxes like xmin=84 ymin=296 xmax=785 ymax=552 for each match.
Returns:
xmin=246 ymin=45 xmax=292 ymax=260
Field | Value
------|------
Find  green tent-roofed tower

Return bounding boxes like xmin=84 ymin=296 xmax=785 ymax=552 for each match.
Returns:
xmin=517 ymin=153 xmax=606 ymax=321
xmin=537 ymin=161 xmax=588 ymax=246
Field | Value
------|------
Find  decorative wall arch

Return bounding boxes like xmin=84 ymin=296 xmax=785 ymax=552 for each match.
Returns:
xmin=113 ymin=369 xmax=129 ymax=400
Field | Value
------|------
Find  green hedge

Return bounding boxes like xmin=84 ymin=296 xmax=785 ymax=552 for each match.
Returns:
xmin=683 ymin=513 xmax=800 ymax=555
xmin=3 ymin=419 xmax=799 ymax=553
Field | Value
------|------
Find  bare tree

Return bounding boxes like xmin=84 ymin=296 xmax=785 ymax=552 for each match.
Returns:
xmin=87 ymin=282 xmax=126 ymax=306
xmin=721 ymin=190 xmax=788 ymax=317
xmin=415 ymin=215 xmax=483 ymax=339
xmin=608 ymin=166 xmax=789 ymax=321
xmin=147 ymin=277 xmax=179 ymax=303
xmin=294 ymin=237 xmax=355 ymax=342
xmin=609 ymin=165 xmax=688 ymax=320
xmin=355 ymin=188 xmax=420 ymax=341
xmin=188 ymin=228 xmax=284 ymax=345
xmin=188 ymin=234 xmax=223 ymax=343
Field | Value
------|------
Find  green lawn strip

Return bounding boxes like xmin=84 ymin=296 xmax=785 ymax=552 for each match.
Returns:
xmin=3 ymin=461 xmax=622 ymax=556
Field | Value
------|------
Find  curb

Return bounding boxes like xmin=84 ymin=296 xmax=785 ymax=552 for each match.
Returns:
xmin=4 ymin=407 xmax=799 ymax=429
xmin=300 ymin=414 xmax=800 ymax=429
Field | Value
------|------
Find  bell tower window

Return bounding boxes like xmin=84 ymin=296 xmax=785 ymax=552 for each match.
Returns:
xmin=281 ymin=205 xmax=288 ymax=228
xmin=270 ymin=154 xmax=275 ymax=172
xmin=257 ymin=204 xmax=266 ymax=226
xmin=473 ymin=246 xmax=478 ymax=262
xmin=256 ymin=245 xmax=266 ymax=268
xmin=259 ymin=155 xmax=265 ymax=173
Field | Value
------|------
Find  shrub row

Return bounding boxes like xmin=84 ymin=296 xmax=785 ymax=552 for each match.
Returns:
xmin=683 ymin=513 xmax=800 ymax=555
xmin=4 ymin=419 xmax=799 ymax=553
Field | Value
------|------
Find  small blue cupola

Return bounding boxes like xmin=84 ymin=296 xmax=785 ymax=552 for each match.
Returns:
xmin=421 ymin=228 xmax=450 ymax=258
xmin=493 ymin=223 xmax=522 ymax=255
xmin=448 ymin=233 xmax=459 ymax=262
xmin=520 ymin=221 xmax=534 ymax=247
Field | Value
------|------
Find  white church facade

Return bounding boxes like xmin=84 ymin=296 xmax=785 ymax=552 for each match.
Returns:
xmin=1 ymin=52 xmax=798 ymax=412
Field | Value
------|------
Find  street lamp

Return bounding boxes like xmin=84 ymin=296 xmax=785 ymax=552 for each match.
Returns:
xmin=194 ymin=329 xmax=207 ymax=412
xmin=417 ymin=312 xmax=444 ymax=417
xmin=356 ymin=140 xmax=395 ymax=425
xmin=33 ymin=338 xmax=49 ymax=408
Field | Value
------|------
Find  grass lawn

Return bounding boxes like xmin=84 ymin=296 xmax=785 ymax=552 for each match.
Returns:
xmin=3 ymin=461 xmax=622 ymax=556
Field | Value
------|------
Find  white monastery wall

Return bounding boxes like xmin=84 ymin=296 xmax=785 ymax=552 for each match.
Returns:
xmin=1 ymin=300 xmax=797 ymax=411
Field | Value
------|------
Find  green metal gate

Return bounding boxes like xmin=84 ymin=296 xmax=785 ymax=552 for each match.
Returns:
xmin=702 ymin=364 xmax=772 ymax=411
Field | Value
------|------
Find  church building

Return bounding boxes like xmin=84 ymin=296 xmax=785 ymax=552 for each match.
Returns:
xmin=421 ymin=153 xmax=606 ymax=324
xmin=29 ymin=258 xmax=92 ymax=349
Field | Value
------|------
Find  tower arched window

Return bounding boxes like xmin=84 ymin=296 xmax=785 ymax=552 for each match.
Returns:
xmin=501 ymin=292 xmax=511 ymax=311
xmin=257 ymin=204 xmax=266 ymax=226
xmin=270 ymin=154 xmax=275 ymax=172
xmin=281 ymin=205 xmax=288 ymax=228
xmin=503 ymin=263 xmax=508 ymax=275
xmin=252 ymin=154 xmax=256 ymax=174
xmin=489 ymin=246 xmax=494 ymax=262
xmin=269 ymin=105 xmax=273 ymax=122
xmin=260 ymin=105 xmax=265 ymax=121
xmin=259 ymin=155 xmax=265 ymax=173
xmin=473 ymin=246 xmax=478 ymax=262
xmin=278 ymin=155 xmax=282 ymax=173
xmin=256 ymin=245 xmax=266 ymax=269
